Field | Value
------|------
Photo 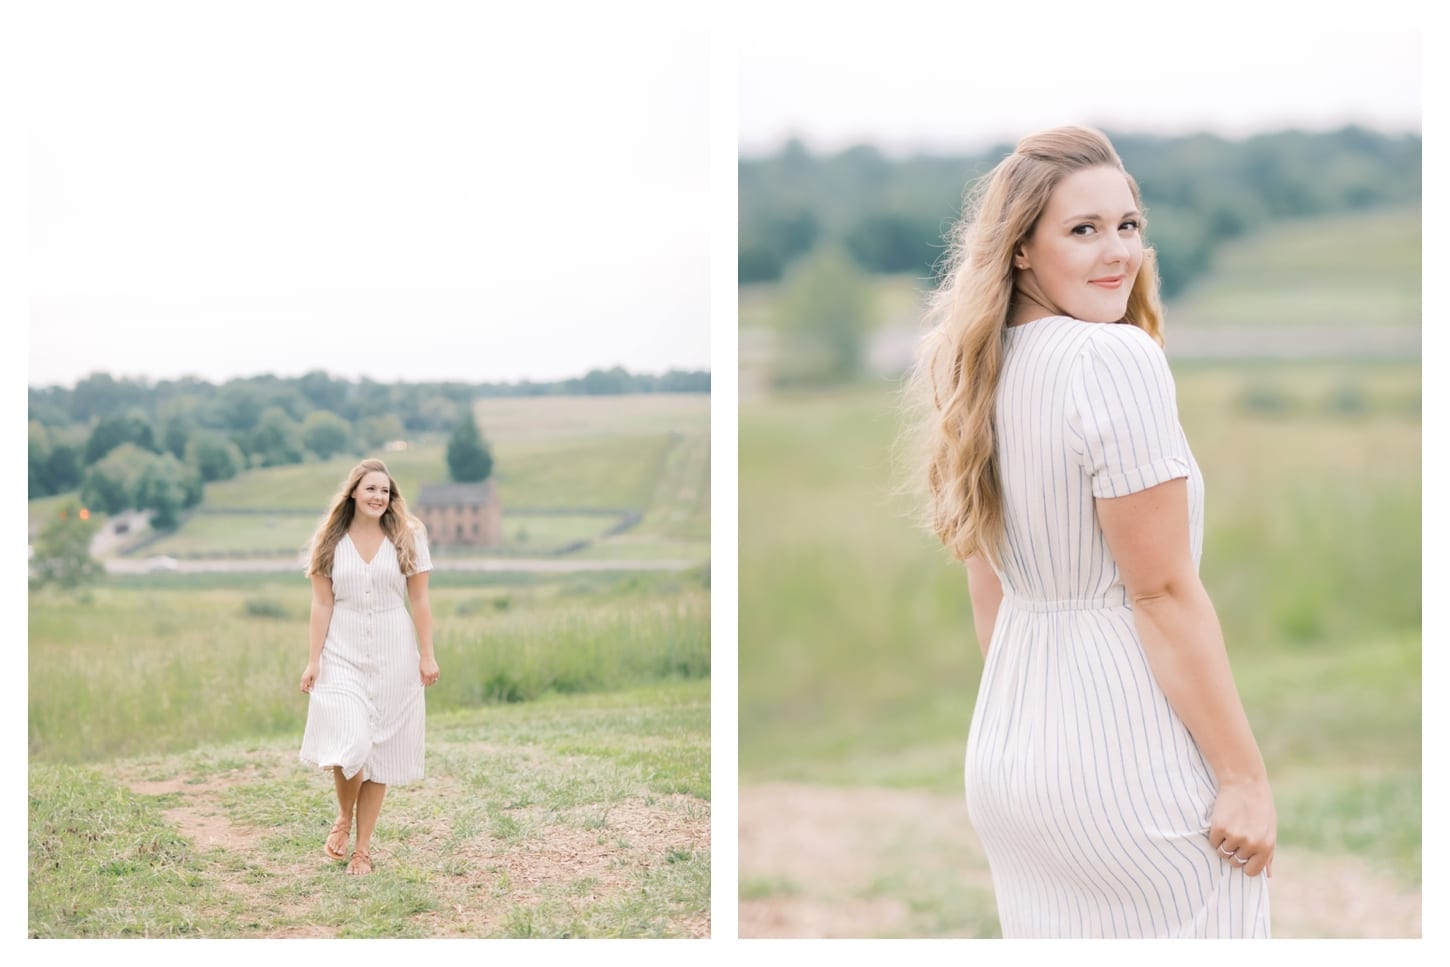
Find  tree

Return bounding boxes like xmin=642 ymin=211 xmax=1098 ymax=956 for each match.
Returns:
xmin=81 ymin=443 xmax=152 ymax=515
xmin=248 ymin=407 xmax=306 ymax=467
xmin=771 ymin=245 xmax=873 ymax=387
xmin=185 ymin=430 xmax=245 ymax=483
xmin=302 ymin=410 xmax=353 ymax=460
xmin=359 ymin=414 xmax=405 ymax=450
xmin=29 ymin=422 xmax=52 ymax=498
xmin=84 ymin=411 xmax=158 ymax=465
xmin=446 ymin=408 xmax=493 ymax=483
xmin=135 ymin=454 xmax=200 ymax=530
xmin=29 ymin=504 xmax=104 ymax=591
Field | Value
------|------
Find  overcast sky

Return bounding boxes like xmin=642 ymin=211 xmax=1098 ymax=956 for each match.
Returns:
xmin=740 ymin=27 xmax=1422 ymax=156
xmin=29 ymin=4 xmax=710 ymax=389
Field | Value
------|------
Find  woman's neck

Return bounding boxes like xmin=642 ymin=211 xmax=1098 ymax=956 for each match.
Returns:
xmin=350 ymin=516 xmax=385 ymax=536
xmin=1007 ymin=288 xmax=1061 ymax=328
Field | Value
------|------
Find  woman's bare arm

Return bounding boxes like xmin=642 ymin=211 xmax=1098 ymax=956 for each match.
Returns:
xmin=299 ymin=573 xmax=335 ymax=692
xmin=965 ymin=555 xmax=1004 ymax=659
xmin=408 ymin=571 xmax=439 ymax=686
xmin=1096 ymin=477 xmax=1275 ymax=876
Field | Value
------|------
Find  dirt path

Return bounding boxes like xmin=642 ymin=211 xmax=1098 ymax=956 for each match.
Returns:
xmin=118 ymin=755 xmax=709 ymax=938
xmin=739 ymin=783 xmax=1421 ymax=939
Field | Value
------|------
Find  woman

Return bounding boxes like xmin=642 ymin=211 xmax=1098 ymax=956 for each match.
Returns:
xmin=906 ymin=126 xmax=1274 ymax=937
xmin=298 ymin=458 xmax=440 ymax=876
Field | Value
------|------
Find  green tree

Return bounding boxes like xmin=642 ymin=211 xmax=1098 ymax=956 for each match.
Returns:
xmin=29 ymin=504 xmax=104 ymax=591
xmin=772 ymin=245 xmax=873 ymax=387
xmin=84 ymin=411 xmax=157 ymax=465
xmin=359 ymin=414 xmax=405 ymax=450
xmin=185 ymin=430 xmax=245 ymax=483
xmin=80 ymin=443 xmax=152 ymax=515
xmin=135 ymin=454 xmax=200 ymax=530
xmin=29 ymin=421 xmax=52 ymax=497
xmin=248 ymin=407 xmax=306 ymax=467
xmin=302 ymin=410 xmax=353 ymax=459
xmin=446 ymin=407 xmax=493 ymax=483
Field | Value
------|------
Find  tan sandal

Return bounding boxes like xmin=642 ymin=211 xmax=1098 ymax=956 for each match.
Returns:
xmin=324 ymin=818 xmax=350 ymax=861
xmin=347 ymin=848 xmax=373 ymax=876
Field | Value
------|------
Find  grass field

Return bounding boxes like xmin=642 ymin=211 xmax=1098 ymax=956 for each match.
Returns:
xmin=1167 ymin=206 xmax=1421 ymax=329
xmin=28 ymin=392 xmax=712 ymax=938
xmin=738 ymin=361 xmax=1422 ymax=933
xmin=29 ymin=681 xmax=708 ymax=938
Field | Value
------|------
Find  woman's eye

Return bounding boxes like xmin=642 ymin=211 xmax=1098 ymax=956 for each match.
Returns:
xmin=1120 ymin=219 xmax=1140 ymax=232
xmin=1072 ymin=224 xmax=1096 ymax=236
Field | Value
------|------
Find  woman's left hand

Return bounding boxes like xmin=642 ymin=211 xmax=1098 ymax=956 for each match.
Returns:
xmin=420 ymin=656 xmax=440 ymax=687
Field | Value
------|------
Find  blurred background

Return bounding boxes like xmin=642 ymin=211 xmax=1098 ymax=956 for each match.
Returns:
xmin=737 ymin=26 xmax=1422 ymax=938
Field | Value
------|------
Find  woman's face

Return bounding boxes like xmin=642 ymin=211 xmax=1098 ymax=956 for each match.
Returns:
xmin=1016 ymin=165 xmax=1143 ymax=324
xmin=351 ymin=471 xmax=393 ymax=520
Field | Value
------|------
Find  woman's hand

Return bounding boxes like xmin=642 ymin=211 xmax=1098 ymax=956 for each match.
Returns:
xmin=1208 ymin=776 xmax=1277 ymax=878
xmin=420 ymin=656 xmax=440 ymax=687
xmin=299 ymin=660 xmax=320 ymax=693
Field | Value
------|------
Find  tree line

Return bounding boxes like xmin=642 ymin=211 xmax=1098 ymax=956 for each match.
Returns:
xmin=28 ymin=366 xmax=709 ymax=521
xmin=739 ymin=126 xmax=1421 ymax=298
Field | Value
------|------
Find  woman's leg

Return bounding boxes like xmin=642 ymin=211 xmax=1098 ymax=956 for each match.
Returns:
xmin=349 ymin=780 xmax=387 ymax=874
xmin=328 ymin=767 xmax=364 ymax=857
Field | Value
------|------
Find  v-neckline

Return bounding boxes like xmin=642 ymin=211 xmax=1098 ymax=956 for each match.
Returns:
xmin=346 ymin=530 xmax=386 ymax=566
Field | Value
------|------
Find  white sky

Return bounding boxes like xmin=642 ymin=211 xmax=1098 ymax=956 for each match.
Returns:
xmin=740 ymin=27 xmax=1422 ymax=155
xmin=28 ymin=3 xmax=711 ymax=388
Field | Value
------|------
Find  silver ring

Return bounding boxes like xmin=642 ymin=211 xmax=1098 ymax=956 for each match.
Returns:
xmin=1217 ymin=843 xmax=1235 ymax=857
xmin=1233 ymin=854 xmax=1249 ymax=866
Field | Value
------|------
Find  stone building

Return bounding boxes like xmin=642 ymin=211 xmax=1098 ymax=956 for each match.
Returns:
xmin=413 ymin=480 xmax=502 ymax=548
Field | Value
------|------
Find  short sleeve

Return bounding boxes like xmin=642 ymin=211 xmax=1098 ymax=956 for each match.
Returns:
xmin=407 ymin=523 xmax=433 ymax=576
xmin=1066 ymin=323 xmax=1190 ymax=499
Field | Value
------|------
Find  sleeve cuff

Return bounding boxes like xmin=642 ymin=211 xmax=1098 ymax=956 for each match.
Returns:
xmin=1091 ymin=456 xmax=1190 ymax=499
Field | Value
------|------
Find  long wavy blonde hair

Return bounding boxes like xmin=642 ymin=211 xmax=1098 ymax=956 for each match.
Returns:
xmin=905 ymin=126 xmax=1166 ymax=566
xmin=306 ymin=458 xmax=424 ymax=577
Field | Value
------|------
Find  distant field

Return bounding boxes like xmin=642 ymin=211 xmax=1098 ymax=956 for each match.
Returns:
xmin=470 ymin=393 xmax=708 ymax=443
xmin=1167 ymin=206 xmax=1421 ymax=329
xmin=32 ymin=394 xmax=711 ymax=564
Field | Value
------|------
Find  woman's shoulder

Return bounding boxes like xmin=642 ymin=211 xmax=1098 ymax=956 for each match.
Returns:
xmin=1076 ymin=319 xmax=1167 ymax=367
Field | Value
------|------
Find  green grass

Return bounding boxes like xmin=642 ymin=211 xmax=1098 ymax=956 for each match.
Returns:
xmin=29 ymin=682 xmax=709 ymax=938
xmin=142 ymin=510 xmax=633 ymax=558
xmin=739 ymin=367 xmax=1421 ymax=884
xmin=1167 ymin=207 xmax=1421 ymax=329
xmin=29 ymin=572 xmax=709 ymax=764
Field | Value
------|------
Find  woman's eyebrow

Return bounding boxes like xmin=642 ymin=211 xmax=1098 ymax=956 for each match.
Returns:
xmin=1060 ymin=209 xmax=1142 ymax=224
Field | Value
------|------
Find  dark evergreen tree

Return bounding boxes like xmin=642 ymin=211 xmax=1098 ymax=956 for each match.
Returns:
xmin=446 ymin=408 xmax=493 ymax=483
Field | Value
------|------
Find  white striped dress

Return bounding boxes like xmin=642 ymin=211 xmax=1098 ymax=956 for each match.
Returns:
xmin=963 ymin=315 xmax=1270 ymax=938
xmin=300 ymin=527 xmax=432 ymax=786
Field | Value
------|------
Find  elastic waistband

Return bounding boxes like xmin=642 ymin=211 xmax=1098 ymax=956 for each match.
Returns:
xmin=1001 ymin=591 xmax=1129 ymax=613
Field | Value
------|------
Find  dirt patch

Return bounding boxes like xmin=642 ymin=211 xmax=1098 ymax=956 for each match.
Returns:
xmin=739 ymin=783 xmax=1420 ymax=939
xmin=124 ymin=772 xmax=266 ymax=853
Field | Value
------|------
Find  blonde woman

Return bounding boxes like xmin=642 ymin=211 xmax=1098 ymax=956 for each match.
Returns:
xmin=907 ymin=126 xmax=1274 ymax=937
xmin=298 ymin=458 xmax=439 ymax=875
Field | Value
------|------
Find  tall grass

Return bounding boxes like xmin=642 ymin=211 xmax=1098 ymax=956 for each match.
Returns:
xmin=29 ymin=573 xmax=709 ymax=764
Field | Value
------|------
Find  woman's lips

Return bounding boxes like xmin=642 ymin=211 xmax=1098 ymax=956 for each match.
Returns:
xmin=1089 ymin=277 xmax=1124 ymax=289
